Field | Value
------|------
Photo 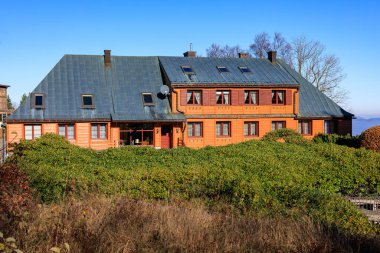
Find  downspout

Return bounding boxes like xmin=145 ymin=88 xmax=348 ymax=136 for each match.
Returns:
xmin=293 ymin=87 xmax=299 ymax=118
xmin=171 ymin=88 xmax=187 ymax=146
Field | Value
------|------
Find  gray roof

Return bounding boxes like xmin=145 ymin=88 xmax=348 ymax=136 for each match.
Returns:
xmin=159 ymin=57 xmax=298 ymax=85
xmin=277 ymin=60 xmax=353 ymax=118
xmin=8 ymin=55 xmax=185 ymax=122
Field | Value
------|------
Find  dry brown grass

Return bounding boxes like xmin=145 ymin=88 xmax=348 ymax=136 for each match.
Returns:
xmin=3 ymin=195 xmax=371 ymax=253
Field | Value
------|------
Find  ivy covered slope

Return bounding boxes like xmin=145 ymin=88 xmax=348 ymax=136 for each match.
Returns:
xmin=10 ymin=134 xmax=380 ymax=236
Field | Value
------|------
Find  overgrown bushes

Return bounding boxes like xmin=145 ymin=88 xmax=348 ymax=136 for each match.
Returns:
xmin=361 ymin=126 xmax=380 ymax=152
xmin=7 ymin=134 xmax=380 ymax=239
xmin=313 ymin=133 xmax=361 ymax=148
xmin=262 ymin=128 xmax=306 ymax=144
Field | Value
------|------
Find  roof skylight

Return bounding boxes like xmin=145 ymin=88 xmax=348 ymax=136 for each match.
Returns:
xmin=238 ymin=66 xmax=252 ymax=73
xmin=217 ymin=66 xmax=229 ymax=73
xmin=181 ymin=66 xmax=195 ymax=74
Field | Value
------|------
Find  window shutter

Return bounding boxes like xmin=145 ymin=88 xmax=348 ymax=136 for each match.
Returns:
xmin=180 ymin=89 xmax=187 ymax=106
xmin=231 ymin=90 xmax=239 ymax=105
xmin=202 ymin=90 xmax=209 ymax=106
xmin=238 ymin=90 xmax=245 ymax=105
xmin=259 ymin=89 xmax=271 ymax=105
xmin=209 ymin=90 xmax=216 ymax=105
xmin=285 ymin=90 xmax=292 ymax=105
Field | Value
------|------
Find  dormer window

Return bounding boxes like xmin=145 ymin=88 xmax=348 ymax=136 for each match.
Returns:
xmin=181 ymin=66 xmax=195 ymax=74
xmin=238 ymin=66 xmax=251 ymax=73
xmin=32 ymin=93 xmax=44 ymax=109
xmin=142 ymin=93 xmax=154 ymax=106
xmin=82 ymin=94 xmax=95 ymax=108
xmin=217 ymin=66 xmax=229 ymax=73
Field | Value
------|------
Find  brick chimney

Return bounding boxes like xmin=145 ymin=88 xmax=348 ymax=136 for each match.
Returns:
xmin=183 ymin=51 xmax=196 ymax=57
xmin=238 ymin=52 xmax=249 ymax=59
xmin=268 ymin=51 xmax=277 ymax=64
xmin=104 ymin=50 xmax=111 ymax=68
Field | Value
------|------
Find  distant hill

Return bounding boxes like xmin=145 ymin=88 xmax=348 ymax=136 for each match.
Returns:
xmin=353 ymin=117 xmax=380 ymax=136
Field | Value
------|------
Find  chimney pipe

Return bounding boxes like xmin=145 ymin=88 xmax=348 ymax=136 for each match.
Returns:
xmin=268 ymin=51 xmax=277 ymax=64
xmin=238 ymin=52 xmax=249 ymax=59
xmin=104 ymin=49 xmax=111 ymax=68
xmin=183 ymin=51 xmax=196 ymax=57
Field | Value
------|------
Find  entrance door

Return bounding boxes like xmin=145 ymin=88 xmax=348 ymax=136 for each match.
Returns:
xmin=161 ymin=125 xmax=171 ymax=149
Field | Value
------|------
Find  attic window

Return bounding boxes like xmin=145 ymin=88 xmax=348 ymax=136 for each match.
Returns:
xmin=32 ymin=93 xmax=44 ymax=109
xmin=238 ymin=66 xmax=251 ymax=73
xmin=82 ymin=94 xmax=95 ymax=108
xmin=181 ymin=66 xmax=195 ymax=74
xmin=217 ymin=66 xmax=229 ymax=73
xmin=142 ymin=93 xmax=154 ymax=106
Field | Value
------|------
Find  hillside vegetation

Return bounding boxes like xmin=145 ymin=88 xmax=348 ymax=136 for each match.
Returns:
xmin=3 ymin=134 xmax=380 ymax=252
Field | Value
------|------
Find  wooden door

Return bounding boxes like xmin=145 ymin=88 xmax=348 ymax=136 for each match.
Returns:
xmin=161 ymin=125 xmax=171 ymax=149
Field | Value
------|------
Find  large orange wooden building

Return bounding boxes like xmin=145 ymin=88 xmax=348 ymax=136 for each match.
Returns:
xmin=6 ymin=50 xmax=353 ymax=149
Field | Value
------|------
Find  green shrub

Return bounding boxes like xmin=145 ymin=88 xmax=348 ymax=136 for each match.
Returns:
xmin=361 ymin=126 xmax=380 ymax=152
xmin=313 ymin=133 xmax=360 ymax=148
xmin=262 ymin=128 xmax=306 ymax=144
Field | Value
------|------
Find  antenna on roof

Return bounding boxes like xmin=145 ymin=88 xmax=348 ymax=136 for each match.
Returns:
xmin=190 ymin=43 xmax=192 ymax=51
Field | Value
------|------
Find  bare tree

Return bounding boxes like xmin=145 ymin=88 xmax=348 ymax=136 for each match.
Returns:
xmin=249 ymin=32 xmax=271 ymax=58
xmin=206 ymin=43 xmax=244 ymax=58
xmin=272 ymin=32 xmax=293 ymax=65
xmin=292 ymin=36 xmax=347 ymax=104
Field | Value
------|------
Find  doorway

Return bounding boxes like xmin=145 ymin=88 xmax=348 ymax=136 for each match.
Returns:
xmin=161 ymin=125 xmax=171 ymax=148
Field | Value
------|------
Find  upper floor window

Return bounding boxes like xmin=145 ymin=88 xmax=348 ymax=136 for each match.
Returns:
xmin=188 ymin=122 xmax=202 ymax=137
xmin=298 ymin=121 xmax=312 ymax=135
xmin=187 ymin=90 xmax=201 ymax=105
xmin=25 ymin=124 xmax=41 ymax=140
xmin=216 ymin=90 xmax=230 ymax=105
xmin=238 ymin=66 xmax=251 ymax=73
xmin=91 ymin=123 xmax=107 ymax=139
xmin=324 ymin=120 xmax=335 ymax=134
xmin=272 ymin=90 xmax=285 ymax=105
xmin=82 ymin=94 xmax=95 ymax=108
xmin=272 ymin=121 xmax=286 ymax=131
xmin=216 ymin=121 xmax=230 ymax=137
xmin=59 ymin=124 xmax=75 ymax=140
xmin=142 ymin=93 xmax=154 ymax=106
xmin=244 ymin=122 xmax=258 ymax=136
xmin=32 ymin=93 xmax=44 ymax=109
xmin=244 ymin=90 xmax=258 ymax=105
xmin=217 ymin=66 xmax=229 ymax=73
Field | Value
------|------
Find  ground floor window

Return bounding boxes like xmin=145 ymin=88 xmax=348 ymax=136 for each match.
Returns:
xmin=244 ymin=121 xmax=258 ymax=136
xmin=59 ymin=124 xmax=75 ymax=139
xmin=271 ymin=121 xmax=286 ymax=131
xmin=188 ymin=122 xmax=202 ymax=137
xmin=25 ymin=125 xmax=41 ymax=140
xmin=298 ymin=121 xmax=312 ymax=135
xmin=216 ymin=121 xmax=230 ymax=137
xmin=324 ymin=120 xmax=335 ymax=134
xmin=119 ymin=123 xmax=154 ymax=145
xmin=91 ymin=123 xmax=107 ymax=139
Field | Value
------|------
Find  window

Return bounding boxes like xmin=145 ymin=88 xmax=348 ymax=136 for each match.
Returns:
xmin=32 ymin=93 xmax=44 ymax=109
xmin=188 ymin=122 xmax=202 ymax=137
xmin=181 ymin=66 xmax=195 ymax=74
xmin=244 ymin=122 xmax=258 ymax=136
xmin=216 ymin=90 xmax=230 ymax=104
xmin=244 ymin=90 xmax=258 ymax=104
xmin=217 ymin=66 xmax=229 ymax=73
xmin=298 ymin=121 xmax=312 ymax=135
xmin=91 ymin=123 xmax=107 ymax=139
xmin=216 ymin=122 xmax=230 ymax=137
xmin=272 ymin=90 xmax=285 ymax=105
xmin=187 ymin=90 xmax=201 ymax=105
xmin=238 ymin=66 xmax=251 ymax=73
xmin=142 ymin=93 xmax=154 ymax=105
xmin=272 ymin=121 xmax=286 ymax=131
xmin=324 ymin=120 xmax=335 ymax=134
xmin=59 ymin=124 xmax=75 ymax=139
xmin=1 ymin=114 xmax=7 ymax=122
xmin=82 ymin=94 xmax=94 ymax=108
xmin=24 ymin=125 xmax=41 ymax=140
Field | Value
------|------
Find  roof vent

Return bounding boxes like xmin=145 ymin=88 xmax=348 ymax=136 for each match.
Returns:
xmin=268 ymin=51 xmax=277 ymax=64
xmin=238 ymin=52 xmax=249 ymax=59
xmin=104 ymin=49 xmax=111 ymax=68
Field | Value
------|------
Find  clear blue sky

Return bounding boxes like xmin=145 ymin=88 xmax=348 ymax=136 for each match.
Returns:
xmin=1 ymin=0 xmax=379 ymax=117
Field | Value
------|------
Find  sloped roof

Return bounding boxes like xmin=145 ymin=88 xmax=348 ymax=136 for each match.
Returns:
xmin=8 ymin=55 xmax=185 ymax=122
xmin=277 ymin=60 xmax=353 ymax=118
xmin=158 ymin=57 xmax=298 ymax=85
